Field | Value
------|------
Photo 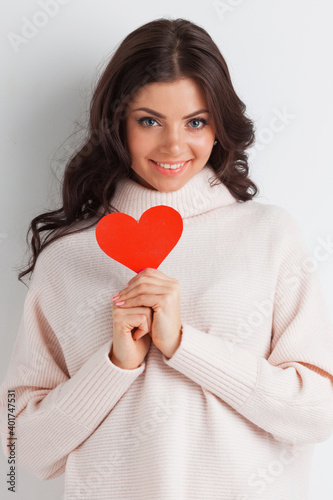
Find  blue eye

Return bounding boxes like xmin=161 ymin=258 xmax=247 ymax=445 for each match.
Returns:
xmin=137 ymin=117 xmax=158 ymax=127
xmin=188 ymin=118 xmax=207 ymax=129
xmin=136 ymin=116 xmax=208 ymax=129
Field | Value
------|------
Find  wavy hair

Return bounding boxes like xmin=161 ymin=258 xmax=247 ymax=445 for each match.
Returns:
xmin=18 ymin=17 xmax=258 ymax=282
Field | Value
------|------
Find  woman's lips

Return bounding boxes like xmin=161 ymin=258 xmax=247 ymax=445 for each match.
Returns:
xmin=151 ymin=160 xmax=190 ymax=165
xmin=149 ymin=159 xmax=190 ymax=176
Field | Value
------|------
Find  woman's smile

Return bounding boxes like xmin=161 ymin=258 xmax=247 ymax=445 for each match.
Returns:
xmin=149 ymin=158 xmax=191 ymax=175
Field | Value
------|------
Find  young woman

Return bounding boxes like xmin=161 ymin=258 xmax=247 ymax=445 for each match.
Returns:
xmin=1 ymin=17 xmax=333 ymax=500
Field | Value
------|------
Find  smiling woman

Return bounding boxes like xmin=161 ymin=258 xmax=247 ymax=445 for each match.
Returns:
xmin=125 ymin=78 xmax=216 ymax=191
xmin=1 ymin=16 xmax=333 ymax=500
xmin=14 ymin=17 xmax=257 ymax=281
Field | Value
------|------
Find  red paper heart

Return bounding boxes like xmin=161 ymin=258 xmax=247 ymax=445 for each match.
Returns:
xmin=95 ymin=205 xmax=183 ymax=273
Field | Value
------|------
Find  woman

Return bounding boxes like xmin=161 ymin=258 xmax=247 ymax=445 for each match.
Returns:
xmin=1 ymin=17 xmax=333 ymax=500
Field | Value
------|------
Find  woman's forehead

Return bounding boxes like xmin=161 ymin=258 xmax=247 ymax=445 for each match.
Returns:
xmin=128 ymin=78 xmax=208 ymax=109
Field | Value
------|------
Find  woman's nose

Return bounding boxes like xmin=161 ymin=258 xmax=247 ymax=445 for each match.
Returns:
xmin=158 ymin=127 xmax=185 ymax=155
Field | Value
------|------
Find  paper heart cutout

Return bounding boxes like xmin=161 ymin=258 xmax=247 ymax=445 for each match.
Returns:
xmin=95 ymin=205 xmax=183 ymax=273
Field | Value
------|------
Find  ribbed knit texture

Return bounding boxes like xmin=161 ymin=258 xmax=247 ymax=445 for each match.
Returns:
xmin=1 ymin=164 xmax=333 ymax=499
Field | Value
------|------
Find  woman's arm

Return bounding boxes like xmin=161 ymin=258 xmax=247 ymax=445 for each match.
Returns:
xmin=0 ymin=278 xmax=145 ymax=481
xmin=163 ymin=212 xmax=333 ymax=445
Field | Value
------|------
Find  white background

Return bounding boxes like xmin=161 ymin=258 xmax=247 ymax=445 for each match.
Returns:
xmin=1 ymin=0 xmax=332 ymax=498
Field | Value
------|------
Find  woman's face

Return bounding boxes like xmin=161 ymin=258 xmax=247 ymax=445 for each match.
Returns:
xmin=125 ymin=78 xmax=216 ymax=192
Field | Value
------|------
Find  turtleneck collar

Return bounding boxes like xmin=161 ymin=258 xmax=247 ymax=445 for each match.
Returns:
xmin=110 ymin=164 xmax=238 ymax=220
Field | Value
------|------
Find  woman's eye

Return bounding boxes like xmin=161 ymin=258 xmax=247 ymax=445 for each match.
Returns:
xmin=188 ymin=118 xmax=207 ymax=129
xmin=137 ymin=117 xmax=158 ymax=127
xmin=137 ymin=117 xmax=208 ymax=129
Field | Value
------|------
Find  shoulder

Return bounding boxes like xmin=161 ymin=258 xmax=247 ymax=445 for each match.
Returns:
xmin=235 ymin=199 xmax=303 ymax=235
xmin=236 ymin=198 xmax=297 ymax=223
xmin=237 ymin=200 xmax=309 ymax=258
xmin=229 ymin=199 xmax=308 ymax=259
xmin=30 ymin=219 xmax=100 ymax=286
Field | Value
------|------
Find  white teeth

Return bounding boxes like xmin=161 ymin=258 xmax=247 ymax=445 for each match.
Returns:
xmin=154 ymin=161 xmax=186 ymax=169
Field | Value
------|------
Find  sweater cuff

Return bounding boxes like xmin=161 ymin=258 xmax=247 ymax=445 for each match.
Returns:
xmin=163 ymin=323 xmax=259 ymax=409
xmin=56 ymin=339 xmax=145 ymax=429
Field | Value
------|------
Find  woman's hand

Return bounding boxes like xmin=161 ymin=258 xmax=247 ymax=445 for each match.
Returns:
xmin=110 ymin=303 xmax=153 ymax=370
xmin=112 ymin=268 xmax=182 ymax=359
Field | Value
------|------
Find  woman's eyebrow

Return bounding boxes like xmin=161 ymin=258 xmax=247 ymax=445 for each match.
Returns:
xmin=132 ymin=107 xmax=210 ymax=119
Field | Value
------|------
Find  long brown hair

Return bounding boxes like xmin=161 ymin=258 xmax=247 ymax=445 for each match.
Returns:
xmin=18 ymin=17 xmax=258 ymax=283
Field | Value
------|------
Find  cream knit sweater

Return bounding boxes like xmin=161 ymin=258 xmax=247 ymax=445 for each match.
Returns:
xmin=1 ymin=164 xmax=333 ymax=500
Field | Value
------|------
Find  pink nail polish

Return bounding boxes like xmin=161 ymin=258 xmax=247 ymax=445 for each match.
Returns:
xmin=115 ymin=300 xmax=125 ymax=306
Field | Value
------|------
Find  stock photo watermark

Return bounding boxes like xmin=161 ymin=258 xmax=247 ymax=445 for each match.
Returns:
xmin=248 ymin=107 xmax=297 ymax=161
xmin=6 ymin=390 xmax=17 ymax=493
xmin=230 ymin=231 xmax=333 ymax=350
xmin=213 ymin=0 xmax=245 ymax=22
xmin=16 ymin=283 xmax=115 ymax=383
xmin=67 ymin=394 xmax=179 ymax=499
xmin=237 ymin=439 xmax=308 ymax=499
xmin=7 ymin=0 xmax=72 ymax=54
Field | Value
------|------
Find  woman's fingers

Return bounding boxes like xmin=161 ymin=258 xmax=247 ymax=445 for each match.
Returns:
xmin=113 ymin=284 xmax=173 ymax=310
xmin=115 ymin=272 xmax=175 ymax=299
xmin=112 ymin=304 xmax=153 ymax=339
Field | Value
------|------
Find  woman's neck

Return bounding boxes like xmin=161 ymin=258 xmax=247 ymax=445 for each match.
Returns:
xmin=110 ymin=164 xmax=238 ymax=220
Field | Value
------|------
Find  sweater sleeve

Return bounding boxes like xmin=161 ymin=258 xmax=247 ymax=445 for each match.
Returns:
xmin=163 ymin=211 xmax=333 ymax=445
xmin=0 ymin=262 xmax=145 ymax=481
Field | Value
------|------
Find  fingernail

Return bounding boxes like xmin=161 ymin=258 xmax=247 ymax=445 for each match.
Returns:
xmin=115 ymin=300 xmax=125 ymax=306
xmin=111 ymin=293 xmax=120 ymax=300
